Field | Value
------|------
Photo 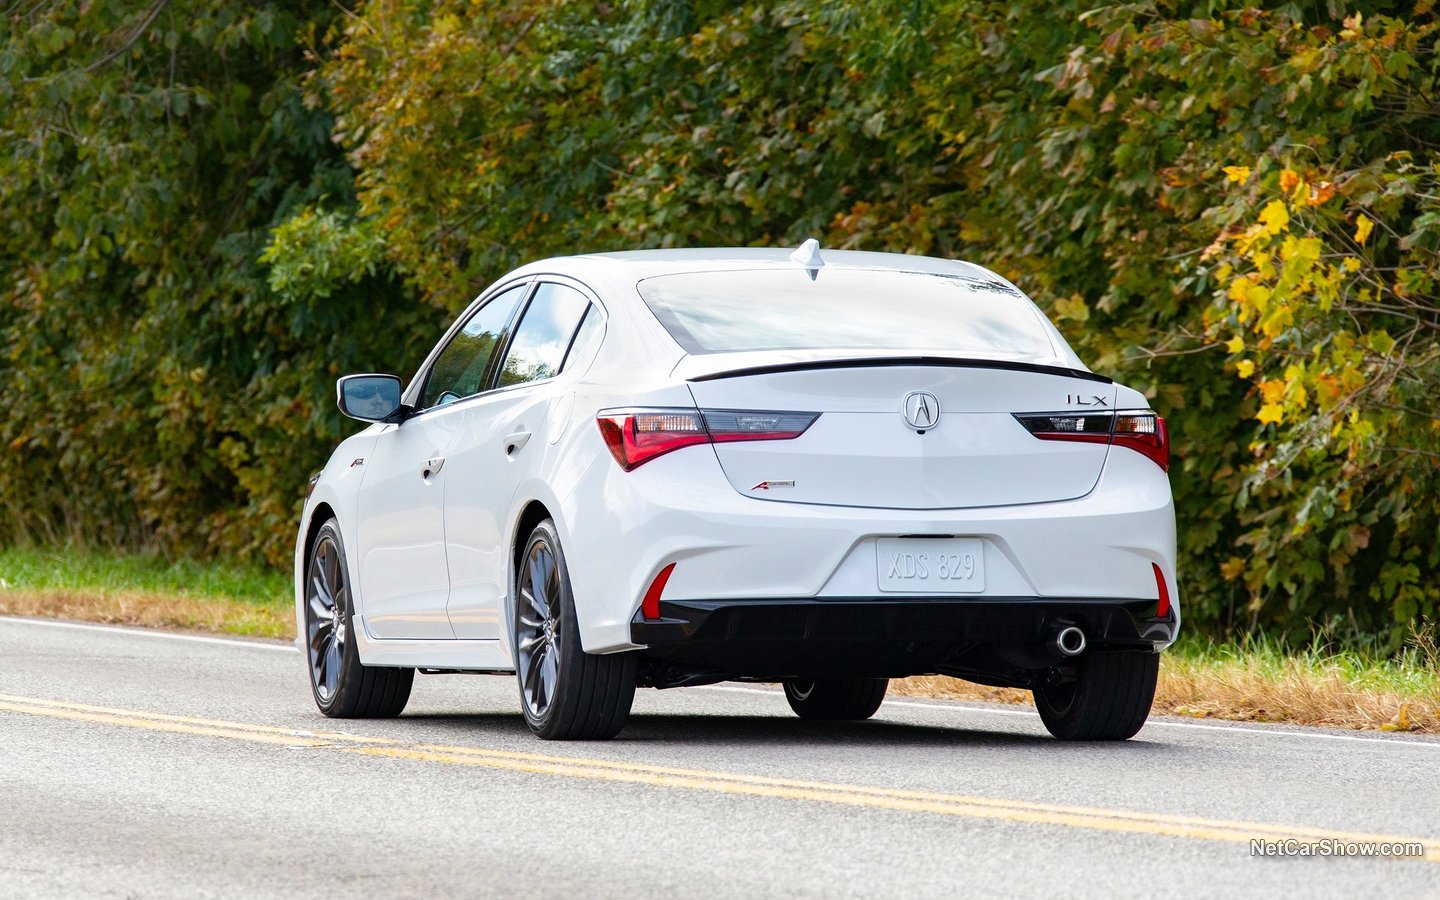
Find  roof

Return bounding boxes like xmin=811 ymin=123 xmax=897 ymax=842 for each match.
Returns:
xmin=567 ymin=247 xmax=994 ymax=281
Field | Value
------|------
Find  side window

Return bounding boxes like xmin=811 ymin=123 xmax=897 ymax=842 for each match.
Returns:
xmin=496 ymin=283 xmax=592 ymax=388
xmin=562 ymin=304 xmax=604 ymax=373
xmin=421 ymin=284 xmax=527 ymax=409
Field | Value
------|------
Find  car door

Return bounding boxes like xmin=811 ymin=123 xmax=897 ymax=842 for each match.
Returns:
xmin=354 ymin=283 xmax=530 ymax=640
xmin=444 ymin=281 xmax=600 ymax=639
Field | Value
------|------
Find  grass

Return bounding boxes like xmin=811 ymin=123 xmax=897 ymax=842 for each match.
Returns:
xmin=894 ymin=629 xmax=1440 ymax=733
xmin=0 ymin=545 xmax=293 ymax=639
xmin=2 ymin=544 xmax=1437 ymax=733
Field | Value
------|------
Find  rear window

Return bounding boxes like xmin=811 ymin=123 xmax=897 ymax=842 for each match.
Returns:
xmin=636 ymin=268 xmax=1057 ymax=358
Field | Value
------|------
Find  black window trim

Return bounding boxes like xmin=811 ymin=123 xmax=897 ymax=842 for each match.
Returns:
xmin=402 ymin=275 xmax=607 ymax=421
xmin=407 ymin=278 xmax=536 ymax=416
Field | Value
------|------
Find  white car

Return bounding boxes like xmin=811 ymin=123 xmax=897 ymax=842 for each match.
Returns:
xmin=296 ymin=243 xmax=1178 ymax=741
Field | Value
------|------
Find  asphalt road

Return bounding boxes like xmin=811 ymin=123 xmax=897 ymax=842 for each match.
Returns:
xmin=2 ymin=616 xmax=1438 ymax=899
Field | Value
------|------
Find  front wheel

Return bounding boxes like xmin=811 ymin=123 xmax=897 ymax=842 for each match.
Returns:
xmin=1033 ymin=651 xmax=1159 ymax=740
xmin=783 ymin=678 xmax=889 ymax=720
xmin=304 ymin=518 xmax=413 ymax=718
xmin=513 ymin=519 xmax=637 ymax=740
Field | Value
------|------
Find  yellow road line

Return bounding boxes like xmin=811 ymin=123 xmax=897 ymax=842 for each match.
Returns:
xmin=2 ymin=693 xmax=1436 ymax=861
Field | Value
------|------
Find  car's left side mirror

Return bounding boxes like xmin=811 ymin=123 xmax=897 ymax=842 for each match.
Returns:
xmin=337 ymin=374 xmax=406 ymax=423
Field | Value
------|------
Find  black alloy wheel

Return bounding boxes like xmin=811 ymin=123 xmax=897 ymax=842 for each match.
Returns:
xmin=304 ymin=518 xmax=413 ymax=718
xmin=513 ymin=519 xmax=637 ymax=740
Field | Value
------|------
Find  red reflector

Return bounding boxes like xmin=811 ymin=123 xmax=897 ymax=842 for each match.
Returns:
xmin=641 ymin=563 xmax=677 ymax=620
xmin=1152 ymin=563 xmax=1171 ymax=619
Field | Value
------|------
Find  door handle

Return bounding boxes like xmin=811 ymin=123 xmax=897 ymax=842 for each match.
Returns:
xmin=420 ymin=457 xmax=445 ymax=479
xmin=503 ymin=431 xmax=532 ymax=456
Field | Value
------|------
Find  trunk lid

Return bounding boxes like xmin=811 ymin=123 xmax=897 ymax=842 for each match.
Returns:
xmin=685 ymin=359 xmax=1115 ymax=509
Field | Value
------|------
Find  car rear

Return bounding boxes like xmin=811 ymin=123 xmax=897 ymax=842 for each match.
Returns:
xmin=558 ymin=253 xmax=1176 ymax=738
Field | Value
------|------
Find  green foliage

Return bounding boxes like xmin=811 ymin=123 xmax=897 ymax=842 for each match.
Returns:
xmin=3 ymin=0 xmax=1437 ymax=645
xmin=0 ymin=544 xmax=287 ymax=607
xmin=0 ymin=0 xmax=431 ymax=561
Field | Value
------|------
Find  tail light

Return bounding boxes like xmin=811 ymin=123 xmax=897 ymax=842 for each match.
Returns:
xmin=1014 ymin=410 xmax=1169 ymax=472
xmin=597 ymin=408 xmax=820 ymax=472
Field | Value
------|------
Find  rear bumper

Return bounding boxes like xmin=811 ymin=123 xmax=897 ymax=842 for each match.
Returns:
xmin=631 ymin=597 xmax=1176 ymax=684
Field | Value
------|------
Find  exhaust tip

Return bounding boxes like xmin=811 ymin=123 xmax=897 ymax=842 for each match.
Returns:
xmin=1054 ymin=626 xmax=1087 ymax=657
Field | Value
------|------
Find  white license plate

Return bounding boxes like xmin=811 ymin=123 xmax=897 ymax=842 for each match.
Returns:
xmin=876 ymin=537 xmax=985 ymax=593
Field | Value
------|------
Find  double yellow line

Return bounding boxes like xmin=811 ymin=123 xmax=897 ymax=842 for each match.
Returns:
xmin=2 ymin=691 xmax=1436 ymax=861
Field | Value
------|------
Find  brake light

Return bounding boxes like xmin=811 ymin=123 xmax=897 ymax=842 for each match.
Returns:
xmin=1014 ymin=410 xmax=1169 ymax=472
xmin=596 ymin=408 xmax=820 ymax=471
xmin=1113 ymin=412 xmax=1169 ymax=472
xmin=1153 ymin=563 xmax=1171 ymax=619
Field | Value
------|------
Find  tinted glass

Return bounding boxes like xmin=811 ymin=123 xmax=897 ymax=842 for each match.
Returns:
xmin=422 ymin=284 xmax=527 ymax=408
xmin=496 ymin=283 xmax=592 ymax=388
xmin=561 ymin=304 xmax=604 ymax=373
xmin=637 ymin=268 xmax=1057 ymax=358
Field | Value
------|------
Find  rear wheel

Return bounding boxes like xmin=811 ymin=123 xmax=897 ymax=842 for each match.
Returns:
xmin=304 ymin=519 xmax=413 ymax=718
xmin=782 ymin=678 xmax=889 ymax=720
xmin=1034 ymin=651 xmax=1158 ymax=740
xmin=514 ymin=519 xmax=637 ymax=740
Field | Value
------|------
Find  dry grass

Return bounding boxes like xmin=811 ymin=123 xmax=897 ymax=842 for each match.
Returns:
xmin=0 ymin=589 xmax=294 ymax=641
xmin=893 ymin=648 xmax=1440 ymax=734
xmin=3 ymin=543 xmax=1436 ymax=735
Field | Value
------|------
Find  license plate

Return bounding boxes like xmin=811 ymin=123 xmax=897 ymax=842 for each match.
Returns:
xmin=876 ymin=537 xmax=985 ymax=593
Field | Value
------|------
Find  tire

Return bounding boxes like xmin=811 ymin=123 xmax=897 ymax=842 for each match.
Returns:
xmin=514 ymin=519 xmax=637 ymax=740
xmin=1034 ymin=650 xmax=1158 ymax=740
xmin=782 ymin=678 xmax=889 ymax=720
xmin=304 ymin=518 xmax=413 ymax=718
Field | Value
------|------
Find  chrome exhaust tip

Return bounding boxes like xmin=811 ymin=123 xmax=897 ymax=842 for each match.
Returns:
xmin=1053 ymin=626 xmax=1087 ymax=658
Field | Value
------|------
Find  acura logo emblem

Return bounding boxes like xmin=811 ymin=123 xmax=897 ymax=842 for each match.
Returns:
xmin=902 ymin=391 xmax=940 ymax=431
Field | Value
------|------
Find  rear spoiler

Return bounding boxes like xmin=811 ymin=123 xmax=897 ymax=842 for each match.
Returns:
xmin=685 ymin=356 xmax=1113 ymax=385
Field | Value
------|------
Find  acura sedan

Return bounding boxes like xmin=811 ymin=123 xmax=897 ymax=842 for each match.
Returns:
xmin=296 ymin=243 xmax=1178 ymax=740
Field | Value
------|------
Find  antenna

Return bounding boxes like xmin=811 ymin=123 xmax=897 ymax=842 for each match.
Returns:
xmin=789 ymin=238 xmax=824 ymax=280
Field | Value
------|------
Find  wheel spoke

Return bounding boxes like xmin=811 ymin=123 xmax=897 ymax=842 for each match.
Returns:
xmin=526 ymin=646 xmax=548 ymax=712
xmin=322 ymin=639 xmax=341 ymax=696
xmin=518 ymin=632 xmax=548 ymax=654
xmin=310 ymin=571 xmax=331 ymax=607
xmin=526 ymin=553 xmax=549 ymax=619
xmin=312 ymin=633 xmax=330 ymax=690
xmin=538 ymin=646 xmax=557 ymax=704
xmin=518 ymin=584 xmax=546 ymax=619
xmin=323 ymin=545 xmax=340 ymax=600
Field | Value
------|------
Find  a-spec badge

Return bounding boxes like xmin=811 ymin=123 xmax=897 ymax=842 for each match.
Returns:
xmin=751 ymin=480 xmax=796 ymax=491
xmin=901 ymin=391 xmax=940 ymax=431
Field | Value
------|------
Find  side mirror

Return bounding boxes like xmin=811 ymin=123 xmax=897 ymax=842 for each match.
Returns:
xmin=337 ymin=374 xmax=405 ymax=423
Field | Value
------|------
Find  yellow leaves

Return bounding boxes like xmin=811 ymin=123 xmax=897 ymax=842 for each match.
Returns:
xmin=1223 ymin=165 xmax=1251 ymax=184
xmin=1353 ymin=214 xmax=1375 ymax=244
xmin=1257 ymin=403 xmax=1284 ymax=425
xmin=1314 ymin=373 xmax=1341 ymax=403
xmin=1235 ymin=359 xmax=1255 ymax=378
xmin=1279 ymin=169 xmax=1300 ymax=193
xmin=1278 ymin=235 xmax=1321 ymax=267
xmin=1340 ymin=12 xmax=1364 ymax=41
xmin=1307 ymin=181 xmax=1336 ymax=207
xmin=1260 ymin=303 xmax=1293 ymax=338
xmin=1259 ymin=380 xmax=1287 ymax=405
xmin=1225 ymin=335 xmax=1245 ymax=354
xmin=1258 ymin=200 xmax=1290 ymax=236
xmin=1052 ymin=293 xmax=1090 ymax=324
xmin=1342 ymin=256 xmax=1361 ymax=273
xmin=1380 ymin=703 xmax=1417 ymax=733
xmin=1366 ymin=329 xmax=1397 ymax=356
